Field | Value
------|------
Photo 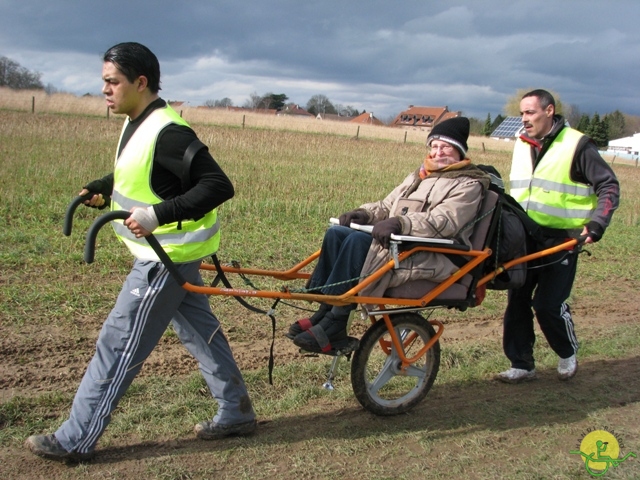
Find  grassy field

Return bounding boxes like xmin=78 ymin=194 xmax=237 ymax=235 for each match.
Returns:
xmin=1 ymin=100 xmax=640 ymax=479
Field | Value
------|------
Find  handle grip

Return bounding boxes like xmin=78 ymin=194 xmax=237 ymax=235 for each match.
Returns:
xmin=84 ymin=211 xmax=130 ymax=263
xmin=63 ymin=193 xmax=95 ymax=236
xmin=83 ymin=210 xmax=187 ymax=286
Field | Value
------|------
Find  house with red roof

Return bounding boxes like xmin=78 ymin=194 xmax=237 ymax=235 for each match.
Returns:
xmin=391 ymin=105 xmax=461 ymax=131
xmin=350 ymin=112 xmax=385 ymax=126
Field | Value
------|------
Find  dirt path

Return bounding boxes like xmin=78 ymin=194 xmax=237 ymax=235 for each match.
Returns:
xmin=2 ymin=283 xmax=639 ymax=479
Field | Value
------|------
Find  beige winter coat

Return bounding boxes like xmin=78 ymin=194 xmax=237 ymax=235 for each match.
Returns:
xmin=357 ymin=165 xmax=490 ymax=299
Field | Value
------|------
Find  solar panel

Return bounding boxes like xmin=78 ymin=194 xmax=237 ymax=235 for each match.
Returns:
xmin=491 ymin=116 xmax=524 ymax=138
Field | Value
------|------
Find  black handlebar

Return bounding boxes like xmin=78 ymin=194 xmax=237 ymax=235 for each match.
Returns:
xmin=84 ymin=210 xmax=129 ymax=263
xmin=63 ymin=193 xmax=95 ymax=236
xmin=82 ymin=209 xmax=187 ymax=286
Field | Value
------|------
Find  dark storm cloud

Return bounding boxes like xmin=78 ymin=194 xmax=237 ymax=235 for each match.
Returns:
xmin=1 ymin=0 xmax=639 ymax=119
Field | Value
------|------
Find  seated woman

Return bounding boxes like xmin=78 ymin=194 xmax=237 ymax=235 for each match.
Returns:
xmin=289 ymin=117 xmax=491 ymax=353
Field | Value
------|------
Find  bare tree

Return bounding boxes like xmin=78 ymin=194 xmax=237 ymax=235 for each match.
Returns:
xmin=204 ymin=97 xmax=234 ymax=108
xmin=564 ymin=104 xmax=582 ymax=128
xmin=0 ymin=56 xmax=44 ymax=89
xmin=334 ymin=103 xmax=359 ymax=117
xmin=623 ymin=113 xmax=640 ymax=137
xmin=306 ymin=94 xmax=336 ymax=116
xmin=242 ymin=91 xmax=262 ymax=109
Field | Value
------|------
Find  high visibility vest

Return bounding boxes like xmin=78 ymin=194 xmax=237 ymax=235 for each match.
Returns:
xmin=509 ymin=127 xmax=597 ymax=229
xmin=111 ymin=105 xmax=220 ymax=263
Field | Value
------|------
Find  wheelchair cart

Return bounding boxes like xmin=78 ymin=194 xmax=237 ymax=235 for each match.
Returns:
xmin=66 ymin=191 xmax=581 ymax=416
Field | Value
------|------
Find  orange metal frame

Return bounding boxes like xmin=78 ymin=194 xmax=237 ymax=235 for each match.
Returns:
xmin=193 ymin=239 xmax=579 ymax=372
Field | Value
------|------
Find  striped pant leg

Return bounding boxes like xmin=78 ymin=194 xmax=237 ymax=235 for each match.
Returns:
xmin=55 ymin=260 xmax=184 ymax=454
xmin=532 ymin=250 xmax=579 ymax=358
xmin=171 ymin=275 xmax=255 ymax=425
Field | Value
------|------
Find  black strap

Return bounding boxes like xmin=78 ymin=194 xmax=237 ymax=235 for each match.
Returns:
xmin=182 ymin=139 xmax=208 ymax=192
xmin=210 ymin=254 xmax=278 ymax=385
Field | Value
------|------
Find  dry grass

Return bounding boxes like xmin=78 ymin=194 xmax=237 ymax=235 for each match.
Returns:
xmin=0 ymin=87 xmax=515 ymax=152
xmin=0 ymin=87 xmax=108 ymax=117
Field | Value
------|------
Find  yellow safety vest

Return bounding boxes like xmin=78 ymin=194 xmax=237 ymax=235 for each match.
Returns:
xmin=111 ymin=105 xmax=220 ymax=263
xmin=509 ymin=127 xmax=597 ymax=229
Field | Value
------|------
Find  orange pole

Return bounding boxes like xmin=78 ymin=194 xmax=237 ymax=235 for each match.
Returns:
xmin=478 ymin=239 xmax=577 ymax=287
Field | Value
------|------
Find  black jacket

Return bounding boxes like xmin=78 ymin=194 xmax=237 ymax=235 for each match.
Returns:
xmin=86 ymin=98 xmax=234 ymax=226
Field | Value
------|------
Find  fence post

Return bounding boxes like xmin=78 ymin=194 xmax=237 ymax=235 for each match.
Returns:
xmin=482 ymin=142 xmax=486 ymax=152
xmin=404 ymin=131 xmax=407 ymax=144
xmin=32 ymin=96 xmax=35 ymax=113
xmin=106 ymin=107 xmax=110 ymax=119
xmin=242 ymin=115 xmax=245 ymax=129
xmin=356 ymin=126 xmax=360 ymax=139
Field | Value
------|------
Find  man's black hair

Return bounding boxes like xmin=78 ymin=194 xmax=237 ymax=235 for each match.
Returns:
xmin=522 ymin=89 xmax=555 ymax=110
xmin=103 ymin=42 xmax=161 ymax=93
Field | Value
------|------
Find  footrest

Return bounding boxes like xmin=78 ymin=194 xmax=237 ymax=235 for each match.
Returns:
xmin=298 ymin=337 xmax=359 ymax=357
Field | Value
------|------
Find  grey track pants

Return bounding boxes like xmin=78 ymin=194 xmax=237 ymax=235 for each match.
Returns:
xmin=55 ymin=259 xmax=255 ymax=454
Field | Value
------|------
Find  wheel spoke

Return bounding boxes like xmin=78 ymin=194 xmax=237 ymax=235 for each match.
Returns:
xmin=403 ymin=363 xmax=428 ymax=377
xmin=368 ymin=354 xmax=397 ymax=395
xmin=396 ymin=326 xmax=428 ymax=377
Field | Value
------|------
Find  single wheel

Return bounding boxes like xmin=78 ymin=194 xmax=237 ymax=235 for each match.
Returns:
xmin=351 ymin=312 xmax=440 ymax=415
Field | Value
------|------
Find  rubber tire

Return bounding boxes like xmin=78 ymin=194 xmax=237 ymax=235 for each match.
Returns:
xmin=351 ymin=312 xmax=440 ymax=416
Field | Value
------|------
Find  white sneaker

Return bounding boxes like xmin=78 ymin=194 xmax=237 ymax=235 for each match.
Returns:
xmin=495 ymin=367 xmax=536 ymax=384
xmin=557 ymin=354 xmax=578 ymax=380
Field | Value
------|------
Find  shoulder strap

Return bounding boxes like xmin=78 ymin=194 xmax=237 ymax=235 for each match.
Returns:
xmin=181 ymin=139 xmax=208 ymax=192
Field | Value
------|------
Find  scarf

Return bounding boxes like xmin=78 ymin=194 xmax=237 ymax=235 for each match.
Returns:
xmin=419 ymin=156 xmax=472 ymax=179
xmin=406 ymin=158 xmax=491 ymax=198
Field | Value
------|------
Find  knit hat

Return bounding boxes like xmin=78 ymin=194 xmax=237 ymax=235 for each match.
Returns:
xmin=427 ymin=117 xmax=470 ymax=158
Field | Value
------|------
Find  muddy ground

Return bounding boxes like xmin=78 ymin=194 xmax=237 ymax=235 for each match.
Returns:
xmin=2 ymin=281 xmax=639 ymax=479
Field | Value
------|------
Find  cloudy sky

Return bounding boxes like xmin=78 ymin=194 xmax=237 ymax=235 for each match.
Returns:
xmin=1 ymin=1 xmax=639 ymax=120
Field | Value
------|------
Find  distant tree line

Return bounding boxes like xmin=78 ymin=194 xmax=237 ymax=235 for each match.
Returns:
xmin=205 ymin=92 xmax=361 ymax=117
xmin=205 ymin=92 xmax=291 ymax=111
xmin=0 ymin=56 xmax=44 ymax=90
xmin=303 ymin=94 xmax=360 ymax=117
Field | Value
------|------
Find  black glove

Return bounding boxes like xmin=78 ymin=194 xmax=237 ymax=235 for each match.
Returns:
xmin=339 ymin=209 xmax=370 ymax=226
xmin=585 ymin=221 xmax=604 ymax=243
xmin=83 ymin=179 xmax=111 ymax=210
xmin=372 ymin=217 xmax=402 ymax=249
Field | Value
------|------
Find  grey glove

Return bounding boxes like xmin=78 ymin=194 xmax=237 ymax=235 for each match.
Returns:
xmin=338 ymin=209 xmax=370 ymax=226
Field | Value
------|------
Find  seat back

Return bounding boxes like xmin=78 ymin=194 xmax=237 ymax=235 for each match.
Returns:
xmin=384 ymin=190 xmax=499 ymax=303
xmin=468 ymin=190 xmax=499 ymax=251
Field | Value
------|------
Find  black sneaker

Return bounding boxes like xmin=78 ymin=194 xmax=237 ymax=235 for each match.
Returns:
xmin=25 ymin=434 xmax=94 ymax=462
xmin=194 ymin=419 xmax=257 ymax=440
